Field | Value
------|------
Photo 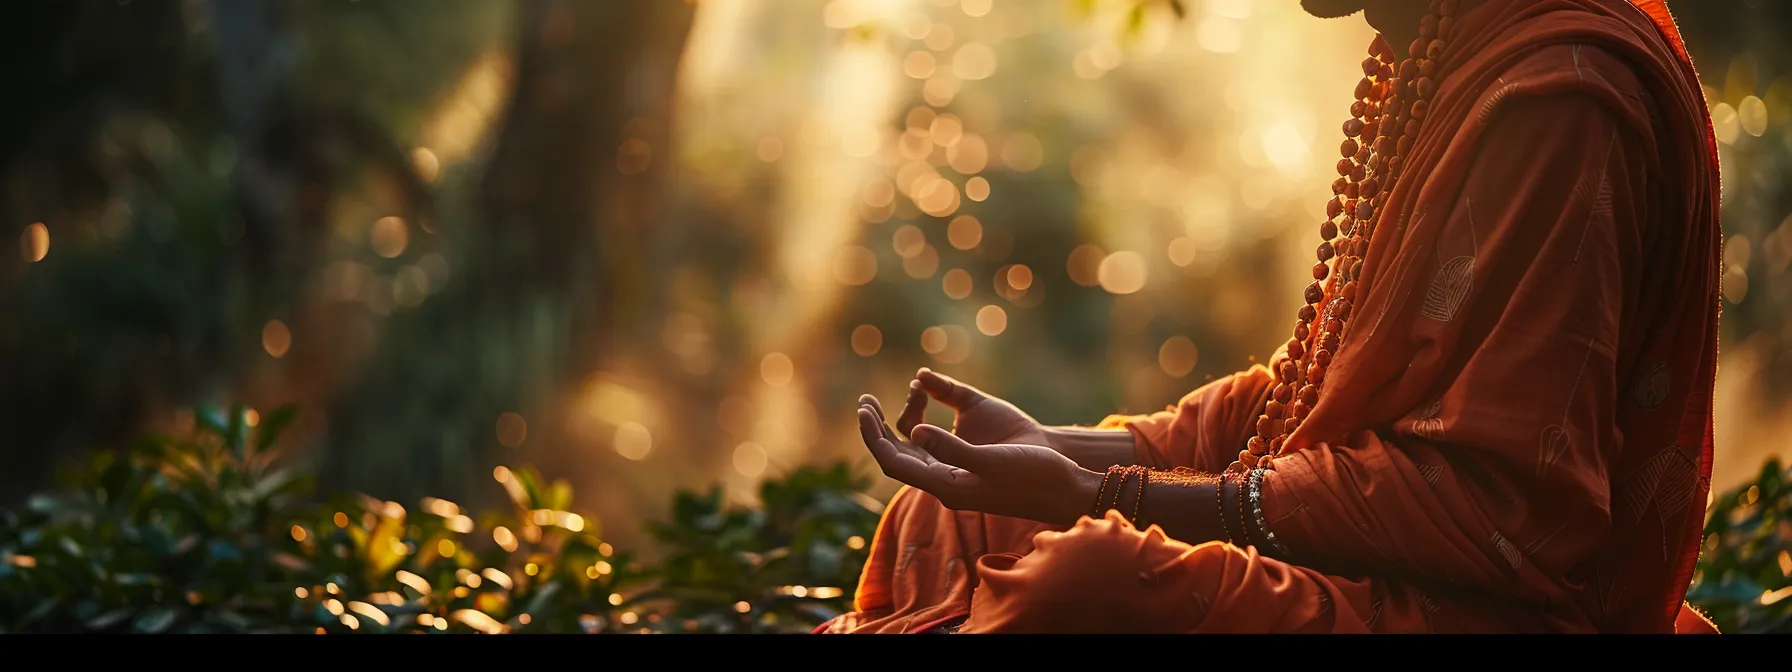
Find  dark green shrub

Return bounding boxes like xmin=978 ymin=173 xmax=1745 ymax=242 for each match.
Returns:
xmin=1689 ymin=458 xmax=1792 ymax=633
xmin=0 ymin=405 xmax=878 ymax=633
xmin=643 ymin=464 xmax=881 ymax=633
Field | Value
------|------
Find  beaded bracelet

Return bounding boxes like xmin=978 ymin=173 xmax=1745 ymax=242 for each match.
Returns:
xmin=1091 ymin=468 xmax=1119 ymax=518
xmin=1096 ymin=469 xmax=1125 ymax=516
xmin=1214 ymin=473 xmax=1234 ymax=545
xmin=1235 ymin=469 xmax=1254 ymax=547
xmin=1246 ymin=468 xmax=1294 ymax=558
xmin=1130 ymin=468 xmax=1148 ymax=525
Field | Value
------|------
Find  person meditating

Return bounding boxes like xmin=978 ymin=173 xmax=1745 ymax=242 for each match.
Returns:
xmin=823 ymin=0 xmax=1724 ymax=634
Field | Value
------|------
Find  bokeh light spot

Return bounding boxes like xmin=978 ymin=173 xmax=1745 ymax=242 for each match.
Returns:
xmin=496 ymin=412 xmax=527 ymax=448
xmin=903 ymin=244 xmax=941 ymax=278
xmin=1097 ymin=251 xmax=1148 ymax=294
xmin=20 ymin=222 xmax=49 ymax=263
xmin=965 ymin=176 xmax=991 ymax=202
xmin=1001 ymin=133 xmax=1044 ymax=172
xmin=976 ymin=305 xmax=1008 ymax=336
xmin=733 ymin=441 xmax=767 ymax=477
xmin=920 ymin=327 xmax=948 ymax=354
xmin=851 ymin=325 xmax=883 ymax=357
xmin=833 ymin=245 xmax=879 ymax=285
xmin=1158 ymin=336 xmax=1199 ymax=378
xmin=1067 ymin=245 xmax=1105 ymax=287
xmin=943 ymin=268 xmax=973 ymax=299
xmin=947 ymin=215 xmax=983 ymax=250
xmin=893 ymin=224 xmax=926 ymax=258
xmin=1168 ymin=238 xmax=1199 ymax=267
xmin=371 ymin=217 xmax=409 ymax=258
xmin=761 ymin=352 xmax=795 ymax=386
xmin=262 ymin=320 xmax=292 ymax=358
xmin=614 ymin=421 xmax=653 ymax=460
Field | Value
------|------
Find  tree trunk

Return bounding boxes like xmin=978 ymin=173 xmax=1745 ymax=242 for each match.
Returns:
xmin=317 ymin=0 xmax=695 ymax=505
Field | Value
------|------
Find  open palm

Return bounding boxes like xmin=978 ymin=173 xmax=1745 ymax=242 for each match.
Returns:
xmin=857 ymin=397 xmax=1086 ymax=526
xmin=893 ymin=369 xmax=1049 ymax=448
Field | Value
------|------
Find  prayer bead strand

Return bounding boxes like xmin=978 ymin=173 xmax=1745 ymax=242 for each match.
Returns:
xmin=1231 ymin=0 xmax=1458 ymax=477
xmin=1215 ymin=473 xmax=1234 ymax=545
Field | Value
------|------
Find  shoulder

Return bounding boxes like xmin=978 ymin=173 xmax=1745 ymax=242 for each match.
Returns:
xmin=1467 ymin=43 xmax=1651 ymax=138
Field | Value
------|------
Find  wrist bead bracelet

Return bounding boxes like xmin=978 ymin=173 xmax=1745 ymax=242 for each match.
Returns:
xmin=1235 ymin=468 xmax=1254 ymax=546
xmin=1215 ymin=473 xmax=1234 ymax=545
xmin=1131 ymin=468 xmax=1148 ymax=525
xmin=1092 ymin=468 xmax=1118 ymax=518
xmin=1246 ymin=468 xmax=1293 ymax=558
xmin=1098 ymin=465 xmax=1128 ymax=516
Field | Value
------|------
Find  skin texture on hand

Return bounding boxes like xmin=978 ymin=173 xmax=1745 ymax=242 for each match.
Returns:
xmin=893 ymin=368 xmax=1138 ymax=471
xmin=858 ymin=395 xmax=1098 ymax=528
xmin=861 ymin=371 xmax=1234 ymax=544
xmin=894 ymin=369 xmax=1051 ymax=448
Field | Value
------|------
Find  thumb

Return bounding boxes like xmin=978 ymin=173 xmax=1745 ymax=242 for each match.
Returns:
xmin=911 ymin=424 xmax=990 ymax=471
xmin=916 ymin=368 xmax=989 ymax=411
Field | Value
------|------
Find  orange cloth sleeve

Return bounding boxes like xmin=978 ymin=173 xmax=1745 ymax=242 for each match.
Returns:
xmin=1098 ymin=367 xmax=1276 ymax=473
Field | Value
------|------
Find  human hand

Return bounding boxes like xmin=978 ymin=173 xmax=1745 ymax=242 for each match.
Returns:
xmin=893 ymin=368 xmax=1050 ymax=448
xmin=857 ymin=398 xmax=1099 ymax=527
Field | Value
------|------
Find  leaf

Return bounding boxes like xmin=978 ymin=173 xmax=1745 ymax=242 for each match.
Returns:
xmin=226 ymin=403 xmax=249 ymax=458
xmin=20 ymin=600 xmax=55 ymax=625
xmin=210 ymin=609 xmax=252 ymax=632
xmin=546 ymin=479 xmax=573 ymax=512
xmin=27 ymin=495 xmax=58 ymax=514
xmin=194 ymin=405 xmax=229 ymax=437
xmin=207 ymin=539 xmax=244 ymax=563
xmin=171 ymin=534 xmax=200 ymax=556
xmin=271 ymin=552 xmax=311 ymax=573
xmin=113 ymin=573 xmax=158 ymax=586
xmin=512 ymin=467 xmax=545 ymax=510
xmin=256 ymin=405 xmax=299 ymax=452
xmin=519 ymin=581 xmax=561 ymax=623
xmin=366 ymin=514 xmax=408 ymax=577
xmin=251 ymin=470 xmax=313 ymax=505
xmin=133 ymin=607 xmax=179 ymax=633
xmin=86 ymin=609 xmax=133 ymax=630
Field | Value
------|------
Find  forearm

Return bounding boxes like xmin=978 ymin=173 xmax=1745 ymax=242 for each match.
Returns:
xmin=1069 ymin=465 xmax=1240 ymax=546
xmin=1047 ymin=427 xmax=1141 ymax=471
xmin=1134 ymin=471 xmax=1235 ymax=546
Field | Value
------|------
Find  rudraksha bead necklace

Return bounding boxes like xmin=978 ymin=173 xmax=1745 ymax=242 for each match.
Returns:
xmin=1229 ymin=0 xmax=1461 ymax=476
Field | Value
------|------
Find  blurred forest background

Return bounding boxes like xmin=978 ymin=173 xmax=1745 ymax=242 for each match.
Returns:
xmin=2 ymin=0 xmax=1791 ymax=630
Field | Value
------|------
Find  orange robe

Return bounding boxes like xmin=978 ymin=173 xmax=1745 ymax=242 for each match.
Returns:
xmin=820 ymin=0 xmax=1721 ymax=634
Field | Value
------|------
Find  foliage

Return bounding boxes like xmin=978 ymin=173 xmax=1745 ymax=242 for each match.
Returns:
xmin=644 ymin=464 xmax=881 ymax=633
xmin=1689 ymin=458 xmax=1792 ymax=634
xmin=0 ymin=405 xmax=878 ymax=634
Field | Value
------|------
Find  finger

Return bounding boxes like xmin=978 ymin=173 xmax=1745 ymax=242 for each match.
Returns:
xmin=858 ymin=395 xmax=899 ymax=442
xmin=859 ymin=394 xmax=886 ymax=422
xmin=860 ymin=404 xmax=903 ymax=448
xmin=916 ymin=368 xmax=989 ymax=411
xmin=894 ymin=379 xmax=928 ymax=438
xmin=911 ymin=424 xmax=993 ymax=472
xmin=860 ymin=409 xmax=922 ymax=476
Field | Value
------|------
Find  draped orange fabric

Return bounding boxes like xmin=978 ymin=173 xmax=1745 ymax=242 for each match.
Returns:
xmin=818 ymin=0 xmax=1721 ymax=634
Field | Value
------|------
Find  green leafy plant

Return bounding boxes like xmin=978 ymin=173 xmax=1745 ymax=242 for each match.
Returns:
xmin=0 ymin=404 xmax=881 ymax=634
xmin=644 ymin=464 xmax=882 ymax=633
xmin=1688 ymin=458 xmax=1792 ymax=633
